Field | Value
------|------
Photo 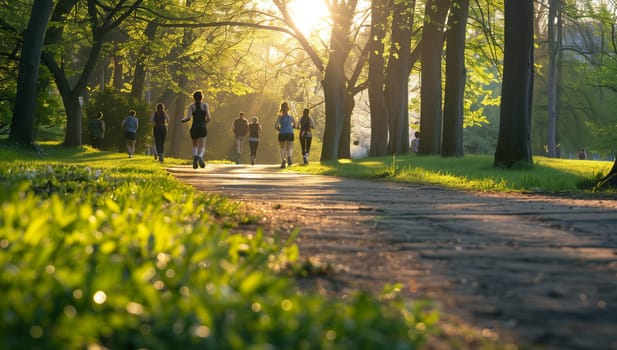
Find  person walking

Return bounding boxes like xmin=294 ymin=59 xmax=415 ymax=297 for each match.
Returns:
xmin=87 ymin=111 xmax=105 ymax=149
xmin=274 ymin=102 xmax=296 ymax=168
xmin=232 ymin=111 xmax=249 ymax=164
xmin=121 ymin=109 xmax=138 ymax=158
xmin=181 ymin=90 xmax=211 ymax=169
xmin=151 ymin=103 xmax=169 ymax=163
xmin=248 ymin=116 xmax=262 ymax=166
xmin=578 ymin=148 xmax=587 ymax=160
xmin=411 ymin=131 xmax=420 ymax=154
xmin=298 ymin=108 xmax=315 ymax=165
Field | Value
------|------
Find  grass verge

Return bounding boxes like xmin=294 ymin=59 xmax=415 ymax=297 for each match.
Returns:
xmin=292 ymin=153 xmax=613 ymax=193
xmin=0 ymin=142 xmax=439 ymax=349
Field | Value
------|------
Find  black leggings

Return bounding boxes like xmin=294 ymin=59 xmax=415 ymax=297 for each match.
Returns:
xmin=300 ymin=136 xmax=312 ymax=155
xmin=249 ymin=141 xmax=259 ymax=157
xmin=153 ymin=126 xmax=167 ymax=155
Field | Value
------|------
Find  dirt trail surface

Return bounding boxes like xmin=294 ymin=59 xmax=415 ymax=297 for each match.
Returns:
xmin=168 ymin=164 xmax=617 ymax=350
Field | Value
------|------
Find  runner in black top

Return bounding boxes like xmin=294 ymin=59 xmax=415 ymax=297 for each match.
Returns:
xmin=298 ymin=108 xmax=315 ymax=164
xmin=151 ymin=103 xmax=169 ymax=163
xmin=181 ymin=90 xmax=211 ymax=169
xmin=248 ymin=116 xmax=262 ymax=165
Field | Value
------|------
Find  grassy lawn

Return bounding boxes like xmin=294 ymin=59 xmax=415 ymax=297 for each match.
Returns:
xmin=5 ymin=142 xmax=581 ymax=349
xmin=1 ymin=142 xmax=440 ymax=349
xmin=292 ymin=153 xmax=614 ymax=193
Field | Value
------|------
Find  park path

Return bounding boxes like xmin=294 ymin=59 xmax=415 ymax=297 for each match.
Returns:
xmin=168 ymin=164 xmax=617 ymax=350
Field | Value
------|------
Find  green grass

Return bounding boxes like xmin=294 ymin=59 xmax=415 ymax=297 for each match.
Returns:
xmin=292 ymin=153 xmax=613 ymax=193
xmin=0 ymin=142 xmax=437 ymax=349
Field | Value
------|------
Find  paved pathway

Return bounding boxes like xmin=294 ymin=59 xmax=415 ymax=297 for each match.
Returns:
xmin=169 ymin=164 xmax=617 ymax=350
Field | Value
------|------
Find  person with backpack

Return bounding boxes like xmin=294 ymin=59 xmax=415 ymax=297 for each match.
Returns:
xmin=274 ymin=102 xmax=297 ymax=168
xmin=181 ymin=90 xmax=211 ymax=169
xmin=151 ymin=103 xmax=169 ymax=163
xmin=87 ymin=112 xmax=105 ymax=149
xmin=232 ymin=111 xmax=249 ymax=164
xmin=298 ymin=108 xmax=315 ymax=165
xmin=121 ymin=109 xmax=138 ymax=158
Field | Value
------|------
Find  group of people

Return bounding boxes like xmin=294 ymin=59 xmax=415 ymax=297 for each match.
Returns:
xmin=87 ymin=108 xmax=143 ymax=160
xmin=282 ymin=103 xmax=316 ymax=167
xmin=231 ymin=102 xmax=316 ymax=168
xmin=231 ymin=112 xmax=262 ymax=166
xmin=232 ymin=102 xmax=315 ymax=168
xmin=91 ymin=91 xmax=315 ymax=169
xmin=213 ymin=98 xmax=316 ymax=168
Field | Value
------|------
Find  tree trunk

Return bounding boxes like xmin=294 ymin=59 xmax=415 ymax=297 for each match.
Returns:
xmin=321 ymin=66 xmax=346 ymax=161
xmin=9 ymin=0 xmax=53 ymax=146
xmin=494 ymin=0 xmax=534 ymax=168
xmin=41 ymin=0 xmax=87 ymax=147
xmin=320 ymin=1 xmax=355 ymax=161
xmin=41 ymin=48 xmax=85 ymax=147
xmin=168 ymin=19 xmax=193 ymax=158
xmin=368 ymin=0 xmax=389 ymax=157
xmin=112 ymin=54 xmax=124 ymax=90
xmin=338 ymin=92 xmax=355 ymax=158
xmin=546 ymin=0 xmax=560 ymax=158
xmin=168 ymin=86 xmax=187 ymax=158
xmin=41 ymin=0 xmax=142 ymax=147
xmin=131 ymin=20 xmax=158 ymax=100
xmin=385 ymin=0 xmax=415 ymax=155
xmin=419 ymin=0 xmax=449 ymax=155
xmin=99 ymin=61 xmax=106 ymax=91
xmin=442 ymin=0 xmax=469 ymax=157
xmin=61 ymin=36 xmax=105 ymax=147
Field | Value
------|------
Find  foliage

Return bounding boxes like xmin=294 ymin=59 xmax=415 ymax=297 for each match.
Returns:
xmin=463 ymin=103 xmax=499 ymax=154
xmin=0 ymin=143 xmax=436 ymax=349
xmin=84 ymin=90 xmax=151 ymax=153
xmin=532 ymin=0 xmax=617 ymax=158
xmin=294 ymin=153 xmax=613 ymax=193
xmin=0 ymin=0 xmax=27 ymax=129
xmin=0 ymin=0 xmax=64 ymax=136
xmin=462 ymin=1 xmax=504 ymax=129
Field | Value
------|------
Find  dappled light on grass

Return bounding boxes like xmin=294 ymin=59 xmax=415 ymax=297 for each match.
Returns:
xmin=356 ymin=160 xmax=384 ymax=167
xmin=300 ymin=154 xmax=613 ymax=193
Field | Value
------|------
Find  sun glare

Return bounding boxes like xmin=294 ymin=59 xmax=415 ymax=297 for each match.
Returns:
xmin=287 ymin=0 xmax=330 ymax=36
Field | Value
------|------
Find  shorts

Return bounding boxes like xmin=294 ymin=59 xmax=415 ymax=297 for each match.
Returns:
xmin=125 ymin=131 xmax=137 ymax=140
xmin=278 ymin=133 xmax=294 ymax=142
xmin=235 ymin=136 xmax=246 ymax=142
xmin=190 ymin=125 xmax=208 ymax=139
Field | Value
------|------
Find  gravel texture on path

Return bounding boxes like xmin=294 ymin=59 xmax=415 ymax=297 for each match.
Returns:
xmin=169 ymin=164 xmax=617 ymax=350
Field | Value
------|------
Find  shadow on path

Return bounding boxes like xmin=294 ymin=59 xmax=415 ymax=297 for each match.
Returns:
xmin=169 ymin=164 xmax=617 ymax=350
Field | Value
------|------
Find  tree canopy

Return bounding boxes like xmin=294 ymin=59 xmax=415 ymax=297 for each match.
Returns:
xmin=2 ymin=0 xmax=617 ymax=167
